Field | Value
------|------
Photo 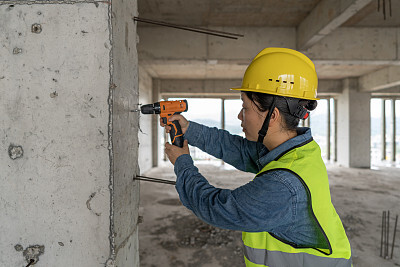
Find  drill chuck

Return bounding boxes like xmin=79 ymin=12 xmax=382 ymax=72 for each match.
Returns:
xmin=140 ymin=103 xmax=161 ymax=114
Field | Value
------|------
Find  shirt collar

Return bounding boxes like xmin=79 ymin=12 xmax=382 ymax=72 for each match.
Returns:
xmin=257 ymin=127 xmax=313 ymax=169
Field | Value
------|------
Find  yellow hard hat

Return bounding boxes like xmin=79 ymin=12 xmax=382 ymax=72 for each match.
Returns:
xmin=231 ymin=47 xmax=319 ymax=100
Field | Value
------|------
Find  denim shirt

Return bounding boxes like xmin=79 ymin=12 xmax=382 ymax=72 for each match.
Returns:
xmin=174 ymin=121 xmax=326 ymax=247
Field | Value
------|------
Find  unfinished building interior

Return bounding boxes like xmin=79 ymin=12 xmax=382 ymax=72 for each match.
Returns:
xmin=1 ymin=0 xmax=400 ymax=266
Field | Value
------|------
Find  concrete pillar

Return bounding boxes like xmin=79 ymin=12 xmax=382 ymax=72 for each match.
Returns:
xmin=0 ymin=1 xmax=140 ymax=266
xmin=138 ymin=66 xmax=153 ymax=173
xmin=327 ymin=98 xmax=331 ymax=161
xmin=153 ymin=79 xmax=162 ymax=165
xmin=382 ymin=99 xmax=387 ymax=160
xmin=337 ymin=78 xmax=371 ymax=168
xmin=392 ymin=99 xmax=396 ymax=162
xmin=334 ymin=98 xmax=338 ymax=162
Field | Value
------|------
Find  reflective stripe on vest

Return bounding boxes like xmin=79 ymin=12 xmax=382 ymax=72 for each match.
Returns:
xmin=243 ymin=244 xmax=352 ymax=267
xmin=242 ymin=138 xmax=352 ymax=267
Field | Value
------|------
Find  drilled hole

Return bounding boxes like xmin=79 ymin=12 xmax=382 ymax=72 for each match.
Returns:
xmin=283 ymin=81 xmax=287 ymax=83
xmin=276 ymin=80 xmax=279 ymax=82
xmin=31 ymin=24 xmax=42 ymax=34
xmin=290 ymin=82 xmax=295 ymax=84
xmin=268 ymin=79 xmax=272 ymax=81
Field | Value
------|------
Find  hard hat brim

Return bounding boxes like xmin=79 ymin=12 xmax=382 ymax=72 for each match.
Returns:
xmin=230 ymin=87 xmax=320 ymax=101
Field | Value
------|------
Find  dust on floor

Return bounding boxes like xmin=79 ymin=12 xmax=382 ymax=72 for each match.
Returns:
xmin=139 ymin=162 xmax=400 ymax=267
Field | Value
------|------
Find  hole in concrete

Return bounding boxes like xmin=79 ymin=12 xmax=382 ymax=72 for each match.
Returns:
xmin=31 ymin=24 xmax=42 ymax=34
xmin=23 ymin=245 xmax=44 ymax=265
xmin=14 ymin=244 xmax=23 ymax=252
xmin=8 ymin=144 xmax=23 ymax=160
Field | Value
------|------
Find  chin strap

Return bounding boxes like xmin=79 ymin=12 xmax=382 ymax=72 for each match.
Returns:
xmin=257 ymin=96 xmax=276 ymax=144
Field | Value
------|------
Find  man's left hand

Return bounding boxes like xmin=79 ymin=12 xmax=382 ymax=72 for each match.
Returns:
xmin=165 ymin=140 xmax=190 ymax=165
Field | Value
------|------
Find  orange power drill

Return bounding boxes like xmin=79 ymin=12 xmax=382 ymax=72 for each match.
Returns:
xmin=140 ymin=100 xmax=188 ymax=147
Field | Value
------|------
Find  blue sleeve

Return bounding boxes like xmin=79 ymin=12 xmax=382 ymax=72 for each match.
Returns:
xmin=184 ymin=121 xmax=265 ymax=173
xmin=174 ymin=154 xmax=296 ymax=233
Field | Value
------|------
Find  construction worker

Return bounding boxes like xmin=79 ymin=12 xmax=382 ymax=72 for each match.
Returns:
xmin=161 ymin=47 xmax=352 ymax=266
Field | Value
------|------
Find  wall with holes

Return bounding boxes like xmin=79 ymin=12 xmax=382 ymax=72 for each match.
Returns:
xmin=0 ymin=1 xmax=140 ymax=266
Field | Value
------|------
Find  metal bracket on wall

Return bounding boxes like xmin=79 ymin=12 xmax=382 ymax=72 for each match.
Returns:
xmin=133 ymin=17 xmax=244 ymax=39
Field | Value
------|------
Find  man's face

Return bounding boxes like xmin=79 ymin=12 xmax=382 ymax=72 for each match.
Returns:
xmin=237 ymin=92 xmax=267 ymax=141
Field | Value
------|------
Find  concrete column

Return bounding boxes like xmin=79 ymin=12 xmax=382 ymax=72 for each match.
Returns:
xmin=221 ymin=99 xmax=226 ymax=130
xmin=392 ymin=99 xmax=396 ymax=162
xmin=334 ymin=98 xmax=338 ymax=162
xmin=327 ymin=98 xmax=331 ymax=161
xmin=337 ymin=78 xmax=371 ymax=168
xmin=138 ymin=66 xmax=153 ymax=173
xmin=382 ymin=99 xmax=387 ymax=160
xmin=0 ymin=1 xmax=139 ymax=266
xmin=153 ymin=79 xmax=162 ymax=165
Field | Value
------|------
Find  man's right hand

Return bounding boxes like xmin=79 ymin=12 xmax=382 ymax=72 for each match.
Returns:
xmin=160 ymin=114 xmax=190 ymax=135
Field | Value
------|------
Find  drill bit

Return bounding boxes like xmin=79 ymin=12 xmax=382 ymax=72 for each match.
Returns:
xmin=130 ymin=109 xmax=140 ymax=112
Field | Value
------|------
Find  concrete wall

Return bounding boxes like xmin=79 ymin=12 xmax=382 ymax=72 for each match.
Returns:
xmin=138 ymin=66 xmax=153 ymax=173
xmin=0 ymin=1 xmax=139 ymax=266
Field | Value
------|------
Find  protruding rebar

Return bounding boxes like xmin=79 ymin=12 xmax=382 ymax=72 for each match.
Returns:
xmin=26 ymin=259 xmax=35 ymax=267
xmin=387 ymin=210 xmax=390 ymax=258
xmin=133 ymin=175 xmax=176 ymax=185
xmin=391 ymin=214 xmax=398 ymax=259
xmin=381 ymin=211 xmax=385 ymax=257
xmin=133 ymin=17 xmax=243 ymax=40
xmin=383 ymin=211 xmax=387 ymax=258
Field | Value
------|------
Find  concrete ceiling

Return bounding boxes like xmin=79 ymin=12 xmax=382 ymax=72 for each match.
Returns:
xmin=137 ymin=0 xmax=400 ymax=94
xmin=138 ymin=0 xmax=399 ymax=27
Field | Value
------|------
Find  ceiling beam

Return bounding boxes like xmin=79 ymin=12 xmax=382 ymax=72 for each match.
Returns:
xmin=304 ymin=27 xmax=399 ymax=61
xmin=297 ymin=0 xmax=373 ymax=50
xmin=138 ymin=26 xmax=399 ymax=63
xmin=359 ymin=66 xmax=400 ymax=92
xmin=157 ymin=79 xmax=342 ymax=97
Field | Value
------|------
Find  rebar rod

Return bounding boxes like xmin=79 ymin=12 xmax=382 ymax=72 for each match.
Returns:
xmin=383 ymin=211 xmax=387 ymax=257
xmin=381 ymin=211 xmax=385 ymax=257
xmin=391 ymin=214 xmax=398 ymax=259
xmin=386 ymin=210 xmax=390 ymax=258
xmin=133 ymin=17 xmax=243 ymax=39
xmin=133 ymin=175 xmax=176 ymax=185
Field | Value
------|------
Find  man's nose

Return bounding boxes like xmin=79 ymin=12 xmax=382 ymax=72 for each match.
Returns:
xmin=238 ymin=109 xmax=243 ymax=121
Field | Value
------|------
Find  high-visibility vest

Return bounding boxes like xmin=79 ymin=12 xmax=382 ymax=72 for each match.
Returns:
xmin=242 ymin=139 xmax=352 ymax=267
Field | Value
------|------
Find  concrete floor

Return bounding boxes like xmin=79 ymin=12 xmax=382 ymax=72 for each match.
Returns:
xmin=139 ymin=161 xmax=400 ymax=267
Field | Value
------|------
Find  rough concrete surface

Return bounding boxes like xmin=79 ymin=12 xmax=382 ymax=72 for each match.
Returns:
xmin=110 ymin=0 xmax=140 ymax=266
xmin=139 ymin=162 xmax=400 ymax=267
xmin=0 ymin=1 xmax=141 ymax=266
xmin=0 ymin=3 xmax=111 ymax=266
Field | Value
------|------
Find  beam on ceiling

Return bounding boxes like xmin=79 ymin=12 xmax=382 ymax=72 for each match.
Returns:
xmin=297 ymin=0 xmax=373 ymax=50
xmin=138 ymin=26 xmax=399 ymax=63
xmin=137 ymin=26 xmax=295 ymax=61
xmin=157 ymin=79 xmax=343 ymax=98
xmin=304 ymin=27 xmax=399 ymax=61
xmin=359 ymin=66 xmax=400 ymax=92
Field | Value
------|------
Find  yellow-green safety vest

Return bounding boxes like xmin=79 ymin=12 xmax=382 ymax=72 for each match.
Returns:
xmin=242 ymin=139 xmax=352 ymax=267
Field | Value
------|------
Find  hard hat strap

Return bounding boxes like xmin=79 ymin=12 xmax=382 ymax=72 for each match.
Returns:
xmin=257 ymin=96 xmax=276 ymax=144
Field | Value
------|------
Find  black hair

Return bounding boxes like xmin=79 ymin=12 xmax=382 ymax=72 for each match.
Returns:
xmin=244 ymin=91 xmax=317 ymax=132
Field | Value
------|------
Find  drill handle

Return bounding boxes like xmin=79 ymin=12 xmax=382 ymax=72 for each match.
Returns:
xmin=163 ymin=115 xmax=184 ymax=147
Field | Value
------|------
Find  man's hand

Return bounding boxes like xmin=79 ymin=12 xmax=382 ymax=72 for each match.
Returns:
xmin=160 ymin=114 xmax=190 ymax=134
xmin=165 ymin=140 xmax=190 ymax=165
